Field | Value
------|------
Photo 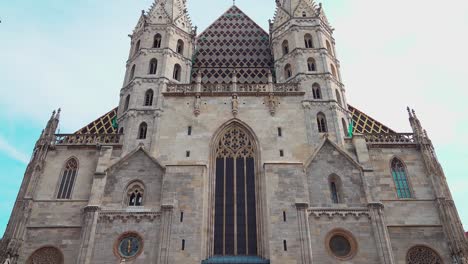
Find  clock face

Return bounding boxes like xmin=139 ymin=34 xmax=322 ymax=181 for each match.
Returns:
xmin=118 ymin=236 xmax=142 ymax=258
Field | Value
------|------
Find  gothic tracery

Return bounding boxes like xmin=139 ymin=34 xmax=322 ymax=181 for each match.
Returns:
xmin=407 ymin=246 xmax=443 ymax=264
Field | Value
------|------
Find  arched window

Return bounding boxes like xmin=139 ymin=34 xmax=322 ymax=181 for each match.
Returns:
xmin=119 ymin=127 xmax=124 ymax=134
xmin=126 ymin=181 xmax=144 ymax=207
xmin=138 ymin=122 xmax=148 ymax=139
xmin=336 ymin=90 xmax=343 ymax=106
xmin=329 ymin=175 xmax=343 ymax=204
xmin=124 ymin=95 xmax=130 ymax=111
xmin=342 ymin=119 xmax=348 ymax=137
xmin=282 ymin=40 xmax=289 ymax=55
xmin=144 ymin=89 xmax=154 ymax=106
xmin=153 ymin=33 xmax=162 ymax=48
xmin=331 ymin=64 xmax=337 ymax=78
xmin=149 ymin=58 xmax=158 ymax=75
xmin=176 ymin=39 xmax=184 ymax=54
xmin=317 ymin=113 xmax=328 ymax=133
xmin=173 ymin=64 xmax=181 ymax=81
xmin=391 ymin=158 xmax=412 ymax=198
xmin=214 ymin=125 xmax=258 ymax=256
xmin=307 ymin=58 xmax=316 ymax=71
xmin=129 ymin=64 xmax=136 ymax=80
xmin=302 ymin=11 xmax=307 ymax=17
xmin=134 ymin=40 xmax=141 ymax=56
xmin=26 ymin=246 xmax=64 ymax=264
xmin=57 ymin=158 xmax=78 ymax=199
xmin=284 ymin=64 xmax=292 ymax=79
xmin=304 ymin=34 xmax=313 ymax=48
xmin=312 ymin=83 xmax=322 ymax=99
xmin=326 ymin=40 xmax=333 ymax=55
xmin=407 ymin=246 xmax=443 ymax=264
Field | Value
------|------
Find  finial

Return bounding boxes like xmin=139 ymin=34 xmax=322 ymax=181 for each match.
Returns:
xmin=233 ymin=0 xmax=236 ymax=6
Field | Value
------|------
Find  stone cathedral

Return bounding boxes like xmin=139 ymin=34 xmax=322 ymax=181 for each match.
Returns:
xmin=1 ymin=0 xmax=467 ymax=263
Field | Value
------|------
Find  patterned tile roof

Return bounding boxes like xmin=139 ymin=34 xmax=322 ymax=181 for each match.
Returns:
xmin=74 ymin=105 xmax=395 ymax=135
xmin=192 ymin=6 xmax=274 ymax=84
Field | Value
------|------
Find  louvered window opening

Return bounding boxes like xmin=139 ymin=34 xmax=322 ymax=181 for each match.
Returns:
xmin=214 ymin=126 xmax=258 ymax=256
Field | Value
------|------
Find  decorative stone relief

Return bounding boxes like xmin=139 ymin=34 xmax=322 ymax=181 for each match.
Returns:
xmin=406 ymin=246 xmax=443 ymax=264
xmin=231 ymin=95 xmax=239 ymax=117
xmin=264 ymin=94 xmax=279 ymax=116
xmin=98 ymin=211 xmax=161 ymax=223
xmin=26 ymin=247 xmax=63 ymax=264
xmin=194 ymin=95 xmax=201 ymax=116
xmin=309 ymin=208 xmax=371 ymax=220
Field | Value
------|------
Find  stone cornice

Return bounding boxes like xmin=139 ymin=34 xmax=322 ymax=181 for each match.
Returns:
xmin=98 ymin=210 xmax=161 ymax=223
xmin=308 ymin=207 xmax=371 ymax=220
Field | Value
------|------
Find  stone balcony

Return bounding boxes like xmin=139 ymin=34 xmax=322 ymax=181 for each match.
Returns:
xmin=164 ymin=82 xmax=303 ymax=96
xmin=364 ymin=133 xmax=417 ymax=147
xmin=54 ymin=134 xmax=122 ymax=146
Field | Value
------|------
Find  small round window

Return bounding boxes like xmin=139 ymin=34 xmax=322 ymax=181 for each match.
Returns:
xmin=326 ymin=229 xmax=357 ymax=260
xmin=114 ymin=232 xmax=143 ymax=260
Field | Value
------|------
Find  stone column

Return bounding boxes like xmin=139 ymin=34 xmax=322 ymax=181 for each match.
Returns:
xmin=157 ymin=205 xmax=174 ymax=264
xmin=76 ymin=206 xmax=100 ymax=264
xmin=368 ymin=203 xmax=395 ymax=264
xmin=296 ymin=203 xmax=313 ymax=264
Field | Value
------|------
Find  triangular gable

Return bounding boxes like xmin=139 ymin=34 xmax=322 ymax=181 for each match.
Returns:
xmin=147 ymin=1 xmax=174 ymax=25
xmin=305 ymin=137 xmax=363 ymax=170
xmin=272 ymin=6 xmax=291 ymax=29
xmin=106 ymin=145 xmax=165 ymax=174
xmin=193 ymin=5 xmax=273 ymax=84
xmin=293 ymin=0 xmax=317 ymax=17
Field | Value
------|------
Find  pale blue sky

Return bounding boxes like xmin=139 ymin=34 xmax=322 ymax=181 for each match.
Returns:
xmin=0 ymin=0 xmax=467 ymax=237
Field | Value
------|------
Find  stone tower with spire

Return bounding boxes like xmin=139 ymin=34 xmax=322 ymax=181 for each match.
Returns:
xmin=1 ymin=0 xmax=467 ymax=264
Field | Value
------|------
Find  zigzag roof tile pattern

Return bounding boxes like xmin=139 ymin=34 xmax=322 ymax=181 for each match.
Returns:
xmin=192 ymin=6 xmax=274 ymax=84
xmin=74 ymin=106 xmax=395 ymax=135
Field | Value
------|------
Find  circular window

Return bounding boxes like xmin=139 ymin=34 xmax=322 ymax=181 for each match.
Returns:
xmin=114 ymin=232 xmax=143 ymax=259
xmin=326 ymin=229 xmax=357 ymax=260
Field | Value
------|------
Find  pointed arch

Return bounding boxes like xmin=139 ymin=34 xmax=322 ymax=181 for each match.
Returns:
xmin=57 ymin=158 xmax=78 ymax=199
xmin=129 ymin=64 xmax=136 ymax=80
xmin=312 ymin=83 xmax=322 ymax=99
xmin=317 ymin=112 xmax=328 ymax=133
xmin=335 ymin=90 xmax=343 ymax=106
xmin=208 ymin=120 xmax=265 ymax=258
xmin=144 ymin=89 xmax=154 ymax=106
xmin=304 ymin=34 xmax=314 ymax=48
xmin=125 ymin=180 xmax=145 ymax=207
xmin=284 ymin=64 xmax=292 ymax=79
xmin=173 ymin=64 xmax=182 ymax=81
xmin=330 ymin=64 xmax=337 ymax=78
xmin=307 ymin=58 xmax=316 ymax=71
xmin=26 ymin=246 xmax=64 ymax=264
xmin=153 ymin=33 xmax=162 ymax=48
xmin=134 ymin=39 xmax=141 ymax=56
xmin=391 ymin=158 xmax=412 ymax=198
xmin=176 ymin=39 xmax=184 ymax=54
xmin=124 ymin=95 xmax=130 ymax=111
xmin=149 ymin=58 xmax=158 ymax=75
xmin=138 ymin=122 xmax=148 ymax=139
xmin=406 ymin=245 xmax=443 ymax=264
xmin=282 ymin=40 xmax=289 ymax=55
xmin=329 ymin=174 xmax=343 ymax=204
xmin=326 ymin=40 xmax=333 ymax=55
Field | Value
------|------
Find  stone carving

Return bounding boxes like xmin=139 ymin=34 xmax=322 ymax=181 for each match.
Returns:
xmin=231 ymin=95 xmax=239 ymax=117
xmin=265 ymin=94 xmax=279 ymax=116
xmin=406 ymin=246 xmax=443 ymax=264
xmin=194 ymin=95 xmax=201 ymax=116
xmin=309 ymin=208 xmax=371 ymax=220
xmin=26 ymin=247 xmax=63 ymax=264
xmin=98 ymin=211 xmax=161 ymax=223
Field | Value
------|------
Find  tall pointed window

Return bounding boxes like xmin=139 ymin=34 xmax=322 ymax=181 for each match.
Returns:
xmin=307 ymin=58 xmax=316 ymax=71
xmin=126 ymin=181 xmax=144 ymax=207
xmin=326 ymin=40 xmax=333 ymax=55
xmin=342 ymin=119 xmax=348 ymax=137
xmin=317 ymin=113 xmax=328 ymax=133
xmin=173 ymin=64 xmax=181 ymax=81
xmin=149 ymin=59 xmax=158 ymax=75
xmin=138 ymin=122 xmax=148 ymax=139
xmin=336 ymin=90 xmax=343 ymax=106
xmin=176 ymin=39 xmax=184 ymax=54
xmin=214 ymin=125 xmax=258 ymax=256
xmin=282 ymin=40 xmax=289 ymax=55
xmin=134 ymin=40 xmax=141 ymax=56
xmin=312 ymin=83 xmax=322 ymax=99
xmin=129 ymin=64 xmax=136 ymax=80
xmin=153 ymin=33 xmax=162 ymax=48
xmin=391 ymin=158 xmax=412 ymax=198
xmin=329 ymin=175 xmax=343 ymax=204
xmin=284 ymin=64 xmax=292 ymax=79
xmin=331 ymin=64 xmax=337 ymax=78
xmin=57 ymin=158 xmax=78 ymax=199
xmin=144 ymin=89 xmax=154 ymax=106
xmin=124 ymin=95 xmax=130 ymax=111
xmin=304 ymin=34 xmax=314 ymax=48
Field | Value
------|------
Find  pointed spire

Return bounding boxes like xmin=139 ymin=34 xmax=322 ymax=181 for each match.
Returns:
xmin=146 ymin=0 xmax=193 ymax=33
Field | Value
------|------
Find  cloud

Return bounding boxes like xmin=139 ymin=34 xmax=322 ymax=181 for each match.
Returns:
xmin=0 ymin=135 xmax=30 ymax=164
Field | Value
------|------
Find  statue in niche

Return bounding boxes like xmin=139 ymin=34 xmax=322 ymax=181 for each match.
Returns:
xmin=232 ymin=94 xmax=239 ymax=117
xmin=194 ymin=95 xmax=201 ymax=116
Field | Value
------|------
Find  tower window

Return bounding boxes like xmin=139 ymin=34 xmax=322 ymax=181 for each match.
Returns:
xmin=282 ymin=40 xmax=289 ymax=55
xmin=188 ymin=126 xmax=192 ymax=136
xmin=138 ymin=122 xmax=148 ymax=139
xmin=280 ymin=150 xmax=284 ymax=157
xmin=182 ymin=239 xmax=186 ymax=250
xmin=278 ymin=127 xmax=282 ymax=137
xmin=180 ymin=212 xmax=184 ymax=222
xmin=127 ymin=182 xmax=144 ymax=206
xmin=391 ymin=158 xmax=412 ymax=198
xmin=336 ymin=90 xmax=343 ymax=107
xmin=119 ymin=127 xmax=124 ymax=134
xmin=149 ymin=58 xmax=158 ymax=75
xmin=342 ymin=119 xmax=348 ymax=137
xmin=176 ymin=39 xmax=184 ymax=54
xmin=304 ymin=34 xmax=313 ymax=48
xmin=317 ymin=113 xmax=328 ymax=133
xmin=186 ymin=151 xmax=190 ymax=157
xmin=302 ymin=11 xmax=307 ymax=17
xmin=124 ymin=95 xmax=130 ymax=111
xmin=153 ymin=33 xmax=162 ymax=48
xmin=312 ymin=83 xmax=322 ymax=99
xmin=57 ymin=158 xmax=78 ymax=199
xmin=330 ymin=64 xmax=337 ymax=78
xmin=134 ymin=40 xmax=141 ymax=56
xmin=129 ymin=64 xmax=136 ymax=81
xmin=283 ymin=240 xmax=288 ymax=251
xmin=144 ymin=89 xmax=154 ymax=106
xmin=284 ymin=64 xmax=292 ymax=79
xmin=173 ymin=64 xmax=182 ymax=81
xmin=329 ymin=175 xmax=343 ymax=204
xmin=307 ymin=58 xmax=316 ymax=71
xmin=326 ymin=40 xmax=333 ymax=55
xmin=283 ymin=211 xmax=287 ymax=222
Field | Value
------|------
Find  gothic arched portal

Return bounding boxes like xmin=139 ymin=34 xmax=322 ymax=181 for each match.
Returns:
xmin=213 ymin=124 xmax=258 ymax=256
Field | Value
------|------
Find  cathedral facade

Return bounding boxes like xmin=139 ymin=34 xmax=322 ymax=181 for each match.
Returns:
xmin=1 ymin=0 xmax=467 ymax=263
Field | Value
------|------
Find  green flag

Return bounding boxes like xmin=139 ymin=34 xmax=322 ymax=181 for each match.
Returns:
xmin=348 ymin=119 xmax=354 ymax=137
xmin=112 ymin=116 xmax=118 ymax=129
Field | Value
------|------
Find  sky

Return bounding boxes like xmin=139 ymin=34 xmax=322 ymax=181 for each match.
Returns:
xmin=0 ymin=0 xmax=467 ymax=237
